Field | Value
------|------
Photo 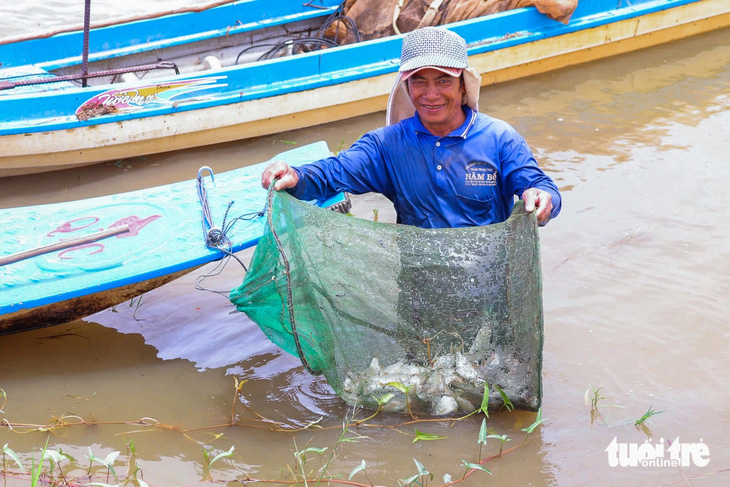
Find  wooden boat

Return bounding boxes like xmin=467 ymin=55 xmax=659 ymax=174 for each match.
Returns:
xmin=0 ymin=0 xmax=727 ymax=177
xmin=0 ymin=141 xmax=348 ymax=334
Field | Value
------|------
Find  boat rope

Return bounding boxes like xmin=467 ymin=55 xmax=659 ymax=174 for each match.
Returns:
xmin=256 ymin=37 xmax=340 ymax=61
xmin=193 ymin=165 xmax=267 ymax=296
xmin=234 ymin=2 xmax=359 ymax=64
xmin=266 ymin=179 xmax=318 ymax=375
xmin=315 ymin=2 xmax=361 ymax=44
xmin=196 ymin=166 xmax=227 ymax=248
xmin=81 ymin=0 xmax=91 ymax=87
xmin=196 ymin=165 xmax=266 ymax=255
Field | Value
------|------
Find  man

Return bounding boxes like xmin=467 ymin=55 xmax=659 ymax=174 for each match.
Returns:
xmin=262 ymin=26 xmax=561 ymax=228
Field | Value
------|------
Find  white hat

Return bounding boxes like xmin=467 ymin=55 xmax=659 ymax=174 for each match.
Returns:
xmin=386 ymin=27 xmax=481 ymax=126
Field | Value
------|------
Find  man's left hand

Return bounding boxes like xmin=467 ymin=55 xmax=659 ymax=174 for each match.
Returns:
xmin=522 ymin=188 xmax=553 ymax=225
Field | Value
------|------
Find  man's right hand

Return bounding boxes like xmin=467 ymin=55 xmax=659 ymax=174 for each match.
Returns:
xmin=261 ymin=161 xmax=299 ymax=191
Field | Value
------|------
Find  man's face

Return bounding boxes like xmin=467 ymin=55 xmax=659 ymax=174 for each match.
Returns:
xmin=406 ymin=68 xmax=466 ymax=136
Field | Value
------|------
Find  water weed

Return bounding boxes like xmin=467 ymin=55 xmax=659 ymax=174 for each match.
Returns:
xmin=86 ymin=447 xmax=120 ymax=484
xmin=2 ymin=443 xmax=24 ymax=473
xmin=412 ymin=429 xmax=448 ymax=443
xmin=584 ymin=384 xmax=661 ymax=434
xmin=30 ymin=436 xmax=50 ymax=487
xmin=0 ymin=380 xmax=546 ymax=486
xmin=585 ymin=384 xmax=606 ymax=425
xmin=400 ymin=458 xmax=433 ymax=487
xmin=520 ymin=407 xmax=544 ymax=445
xmin=634 ymin=404 xmax=663 ymax=428
xmin=485 ymin=433 xmax=511 ymax=456
xmin=201 ymin=445 xmax=234 ymax=482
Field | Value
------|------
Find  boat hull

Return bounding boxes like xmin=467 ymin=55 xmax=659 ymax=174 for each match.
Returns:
xmin=0 ymin=141 xmax=346 ymax=333
xmin=0 ymin=0 xmax=728 ymax=176
xmin=0 ymin=269 xmax=191 ymax=335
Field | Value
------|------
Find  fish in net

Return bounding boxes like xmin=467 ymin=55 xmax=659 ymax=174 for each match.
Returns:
xmin=230 ymin=187 xmax=543 ymax=415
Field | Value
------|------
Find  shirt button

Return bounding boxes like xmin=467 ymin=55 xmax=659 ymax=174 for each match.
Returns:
xmin=436 ymin=142 xmax=441 ymax=147
xmin=437 ymin=165 xmax=442 ymax=170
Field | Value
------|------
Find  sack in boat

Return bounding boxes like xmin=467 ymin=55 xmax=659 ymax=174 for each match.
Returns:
xmin=326 ymin=0 xmax=579 ymax=44
xmin=230 ymin=189 xmax=544 ymax=415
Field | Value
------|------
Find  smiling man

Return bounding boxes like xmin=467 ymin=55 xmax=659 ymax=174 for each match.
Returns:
xmin=262 ymin=27 xmax=561 ymax=228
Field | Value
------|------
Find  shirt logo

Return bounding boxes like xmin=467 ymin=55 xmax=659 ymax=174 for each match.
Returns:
xmin=464 ymin=162 xmax=497 ymax=187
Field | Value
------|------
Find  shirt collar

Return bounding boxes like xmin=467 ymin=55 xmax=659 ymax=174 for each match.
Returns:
xmin=412 ymin=106 xmax=478 ymax=139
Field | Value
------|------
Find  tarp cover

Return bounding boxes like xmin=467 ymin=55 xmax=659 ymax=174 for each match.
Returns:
xmin=325 ymin=0 xmax=579 ymax=44
xmin=231 ymin=189 xmax=544 ymax=415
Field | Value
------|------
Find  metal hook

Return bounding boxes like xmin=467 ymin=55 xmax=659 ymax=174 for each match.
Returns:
xmin=198 ymin=165 xmax=215 ymax=182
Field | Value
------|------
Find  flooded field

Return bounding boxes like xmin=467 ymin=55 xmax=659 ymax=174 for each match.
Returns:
xmin=1 ymin=5 xmax=729 ymax=486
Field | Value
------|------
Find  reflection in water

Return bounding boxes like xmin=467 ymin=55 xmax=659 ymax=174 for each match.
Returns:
xmin=1 ymin=26 xmax=730 ymax=487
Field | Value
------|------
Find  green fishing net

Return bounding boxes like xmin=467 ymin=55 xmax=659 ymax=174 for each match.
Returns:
xmin=230 ymin=188 xmax=543 ymax=415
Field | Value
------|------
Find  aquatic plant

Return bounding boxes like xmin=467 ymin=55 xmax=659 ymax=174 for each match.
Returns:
xmin=2 ymin=443 xmax=24 ymax=473
xmin=30 ymin=436 xmax=50 ymax=487
xmin=634 ymin=404 xmax=663 ymax=427
xmin=521 ymin=407 xmax=545 ymax=445
xmin=485 ymin=433 xmax=511 ymax=456
xmin=0 ymin=380 xmax=551 ymax=487
xmin=460 ymin=459 xmax=492 ymax=480
xmin=386 ymin=381 xmax=416 ymax=419
xmin=400 ymin=458 xmax=433 ymax=487
xmin=201 ymin=445 xmax=234 ymax=482
xmin=348 ymin=459 xmax=372 ymax=485
xmin=583 ymin=384 xmax=662 ymax=434
xmin=86 ymin=447 xmax=120 ymax=483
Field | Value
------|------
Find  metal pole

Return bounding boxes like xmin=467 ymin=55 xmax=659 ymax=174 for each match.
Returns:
xmin=81 ymin=0 xmax=91 ymax=87
xmin=0 ymin=225 xmax=129 ymax=267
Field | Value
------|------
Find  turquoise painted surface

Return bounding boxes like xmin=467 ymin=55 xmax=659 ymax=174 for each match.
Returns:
xmin=0 ymin=141 xmax=342 ymax=315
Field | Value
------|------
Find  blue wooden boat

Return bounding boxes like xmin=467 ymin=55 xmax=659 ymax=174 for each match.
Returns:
xmin=0 ymin=141 xmax=348 ymax=334
xmin=0 ymin=0 xmax=727 ymax=177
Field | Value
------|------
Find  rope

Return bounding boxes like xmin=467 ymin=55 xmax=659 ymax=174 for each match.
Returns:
xmin=196 ymin=166 xmax=228 ymax=248
xmin=235 ymin=2 xmax=360 ymax=64
xmin=265 ymin=181 xmax=318 ymax=375
xmin=256 ymin=37 xmax=339 ymax=61
xmin=82 ymin=0 xmax=91 ymax=87
xmin=193 ymin=165 xmax=265 ymax=293
xmin=315 ymin=2 xmax=361 ymax=44
xmin=194 ymin=168 xmax=315 ymax=373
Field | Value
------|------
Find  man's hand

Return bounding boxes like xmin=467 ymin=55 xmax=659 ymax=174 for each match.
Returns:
xmin=522 ymin=188 xmax=553 ymax=225
xmin=261 ymin=161 xmax=299 ymax=191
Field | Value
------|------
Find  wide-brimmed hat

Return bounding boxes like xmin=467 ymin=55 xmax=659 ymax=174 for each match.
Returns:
xmin=386 ymin=27 xmax=481 ymax=126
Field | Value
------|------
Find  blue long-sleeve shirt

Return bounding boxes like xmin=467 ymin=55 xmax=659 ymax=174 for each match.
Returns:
xmin=290 ymin=107 xmax=561 ymax=229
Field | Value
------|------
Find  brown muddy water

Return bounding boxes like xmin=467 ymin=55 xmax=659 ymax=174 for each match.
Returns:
xmin=1 ymin=23 xmax=730 ymax=487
